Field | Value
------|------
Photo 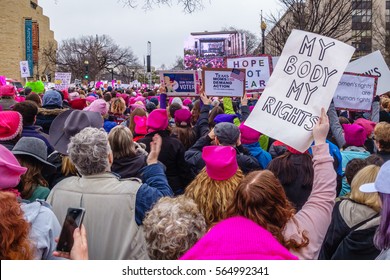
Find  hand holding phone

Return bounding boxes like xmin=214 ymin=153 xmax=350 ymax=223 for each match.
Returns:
xmin=56 ymin=208 xmax=85 ymax=253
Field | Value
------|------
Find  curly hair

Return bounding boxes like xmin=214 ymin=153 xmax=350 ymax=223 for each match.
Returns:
xmin=185 ymin=168 xmax=244 ymax=228
xmin=143 ymin=196 xmax=206 ymax=260
xmin=227 ymin=170 xmax=309 ymax=251
xmin=110 ymin=97 xmax=126 ymax=114
xmin=15 ymin=155 xmax=48 ymax=200
xmin=68 ymin=127 xmax=110 ymax=176
xmin=374 ymin=122 xmax=390 ymax=152
xmin=0 ymin=192 xmax=34 ymax=260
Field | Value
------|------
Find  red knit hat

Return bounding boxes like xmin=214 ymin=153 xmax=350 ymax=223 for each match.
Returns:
xmin=147 ymin=109 xmax=168 ymax=132
xmin=0 ymin=111 xmax=23 ymax=141
xmin=202 ymin=146 xmax=238 ymax=181
xmin=239 ymin=122 xmax=261 ymax=144
xmin=69 ymin=98 xmax=87 ymax=110
xmin=0 ymin=85 xmax=16 ymax=97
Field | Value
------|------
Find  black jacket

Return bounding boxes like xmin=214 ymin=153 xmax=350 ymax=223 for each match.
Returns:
xmin=138 ymin=130 xmax=191 ymax=195
xmin=319 ymin=199 xmax=380 ymax=260
xmin=111 ymin=154 xmax=147 ymax=180
xmin=184 ymin=134 xmax=261 ymax=180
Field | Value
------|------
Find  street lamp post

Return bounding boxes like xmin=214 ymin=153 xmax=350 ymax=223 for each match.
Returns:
xmin=261 ymin=11 xmax=267 ymax=55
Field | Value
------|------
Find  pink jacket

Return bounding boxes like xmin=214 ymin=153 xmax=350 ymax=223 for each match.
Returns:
xmin=283 ymin=143 xmax=336 ymax=260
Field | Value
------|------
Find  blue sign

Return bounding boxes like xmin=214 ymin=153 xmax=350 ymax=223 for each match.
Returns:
xmin=25 ymin=19 xmax=33 ymax=77
xmin=160 ymin=71 xmax=198 ymax=96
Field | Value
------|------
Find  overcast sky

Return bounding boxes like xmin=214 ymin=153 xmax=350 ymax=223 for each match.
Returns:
xmin=39 ymin=0 xmax=281 ymax=68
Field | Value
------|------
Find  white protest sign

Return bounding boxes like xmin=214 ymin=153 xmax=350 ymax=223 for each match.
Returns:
xmin=333 ymin=73 xmax=376 ymax=112
xmin=272 ymin=56 xmax=280 ymax=69
xmin=226 ymin=56 xmax=272 ymax=92
xmin=54 ymin=72 xmax=72 ymax=91
xmin=20 ymin=61 xmax=30 ymax=78
xmin=202 ymin=68 xmax=246 ymax=97
xmin=346 ymin=50 xmax=390 ymax=96
xmin=246 ymin=29 xmax=355 ymax=152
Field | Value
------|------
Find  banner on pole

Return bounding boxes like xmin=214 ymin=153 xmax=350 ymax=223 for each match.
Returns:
xmin=245 ymin=30 xmax=355 ymax=152
xmin=20 ymin=61 xmax=31 ymax=78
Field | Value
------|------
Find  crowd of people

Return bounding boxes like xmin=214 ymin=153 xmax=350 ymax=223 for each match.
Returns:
xmin=0 ymin=81 xmax=390 ymax=260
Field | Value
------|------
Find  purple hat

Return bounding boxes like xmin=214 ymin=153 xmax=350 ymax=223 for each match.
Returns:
xmin=147 ymin=109 xmax=168 ymax=133
xmin=174 ymin=109 xmax=192 ymax=127
xmin=202 ymin=146 xmax=238 ymax=181
xmin=0 ymin=144 xmax=27 ymax=189
xmin=343 ymin=124 xmax=366 ymax=147
xmin=180 ymin=216 xmax=298 ymax=260
xmin=239 ymin=122 xmax=261 ymax=145
xmin=214 ymin=114 xmax=237 ymax=124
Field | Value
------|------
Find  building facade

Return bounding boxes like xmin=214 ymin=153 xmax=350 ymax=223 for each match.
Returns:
xmin=0 ymin=0 xmax=57 ymax=83
xmin=265 ymin=0 xmax=389 ymax=64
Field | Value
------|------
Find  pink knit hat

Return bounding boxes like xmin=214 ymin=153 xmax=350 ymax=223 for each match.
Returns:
xmin=83 ymin=99 xmax=109 ymax=116
xmin=0 ymin=111 xmax=23 ymax=141
xmin=174 ymin=109 xmax=192 ymax=127
xmin=0 ymin=85 xmax=16 ymax=97
xmin=343 ymin=123 xmax=366 ymax=147
xmin=147 ymin=109 xmax=168 ymax=132
xmin=354 ymin=118 xmax=376 ymax=137
xmin=183 ymin=98 xmax=192 ymax=106
xmin=239 ymin=122 xmax=261 ymax=144
xmin=180 ymin=216 xmax=298 ymax=260
xmin=85 ymin=96 xmax=97 ymax=104
xmin=0 ymin=144 xmax=27 ymax=189
xmin=202 ymin=146 xmax=238 ymax=181
xmin=134 ymin=115 xmax=147 ymax=135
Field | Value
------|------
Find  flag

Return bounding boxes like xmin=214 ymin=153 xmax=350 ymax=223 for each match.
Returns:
xmin=230 ymin=68 xmax=245 ymax=81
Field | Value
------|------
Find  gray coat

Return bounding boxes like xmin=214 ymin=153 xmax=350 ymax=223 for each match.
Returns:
xmin=47 ymin=173 xmax=149 ymax=260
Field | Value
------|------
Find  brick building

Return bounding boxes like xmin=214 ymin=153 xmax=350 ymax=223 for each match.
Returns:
xmin=0 ymin=0 xmax=57 ymax=83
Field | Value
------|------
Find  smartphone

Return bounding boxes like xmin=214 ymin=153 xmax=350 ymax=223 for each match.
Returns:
xmin=56 ymin=207 xmax=85 ymax=253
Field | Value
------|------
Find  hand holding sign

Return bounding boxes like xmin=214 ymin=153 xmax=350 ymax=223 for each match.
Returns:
xmin=313 ymin=108 xmax=329 ymax=145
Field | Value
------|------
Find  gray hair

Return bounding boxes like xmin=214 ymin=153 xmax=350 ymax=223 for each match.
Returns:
xmin=68 ymin=127 xmax=110 ymax=176
xmin=143 ymin=195 xmax=206 ymax=260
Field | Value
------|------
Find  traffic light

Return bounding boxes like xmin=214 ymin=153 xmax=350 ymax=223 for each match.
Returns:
xmin=84 ymin=75 xmax=89 ymax=79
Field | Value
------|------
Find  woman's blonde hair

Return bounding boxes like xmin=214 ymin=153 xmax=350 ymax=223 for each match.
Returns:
xmin=350 ymin=165 xmax=381 ymax=212
xmin=108 ymin=126 xmax=136 ymax=159
xmin=184 ymin=168 xmax=244 ymax=228
xmin=61 ymin=156 xmax=78 ymax=177
xmin=110 ymin=97 xmax=126 ymax=114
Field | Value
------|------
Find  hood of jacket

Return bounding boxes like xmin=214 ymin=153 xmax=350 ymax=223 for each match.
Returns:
xmin=111 ymin=154 xmax=147 ymax=179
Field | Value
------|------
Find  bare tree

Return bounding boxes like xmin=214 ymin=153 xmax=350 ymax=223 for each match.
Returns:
xmin=170 ymin=56 xmax=185 ymax=70
xmin=119 ymin=0 xmax=204 ymax=13
xmin=265 ymin=0 xmax=367 ymax=55
xmin=43 ymin=35 xmax=140 ymax=81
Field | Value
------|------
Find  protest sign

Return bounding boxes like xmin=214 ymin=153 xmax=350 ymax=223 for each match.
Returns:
xmin=160 ymin=71 xmax=199 ymax=97
xmin=346 ymin=50 xmax=390 ymax=96
xmin=202 ymin=68 xmax=246 ymax=97
xmin=54 ymin=72 xmax=72 ymax=91
xmin=226 ymin=55 xmax=272 ymax=92
xmin=333 ymin=73 xmax=377 ymax=112
xmin=245 ymin=29 xmax=355 ymax=152
xmin=20 ymin=61 xmax=30 ymax=78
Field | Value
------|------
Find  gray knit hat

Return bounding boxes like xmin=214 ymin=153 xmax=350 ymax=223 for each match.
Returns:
xmin=214 ymin=122 xmax=240 ymax=146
